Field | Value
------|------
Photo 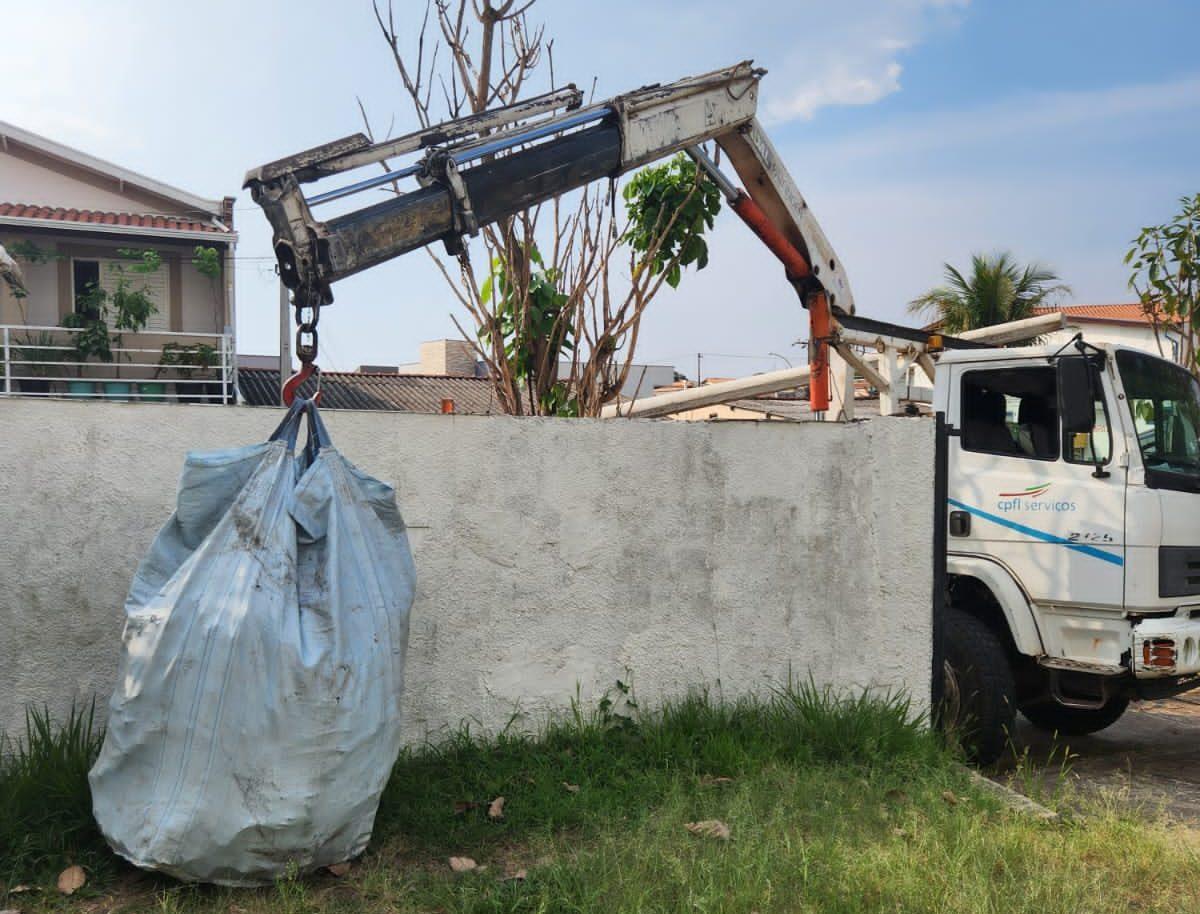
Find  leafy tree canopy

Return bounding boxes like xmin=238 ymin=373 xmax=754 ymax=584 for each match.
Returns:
xmin=908 ymin=252 xmax=1070 ymax=335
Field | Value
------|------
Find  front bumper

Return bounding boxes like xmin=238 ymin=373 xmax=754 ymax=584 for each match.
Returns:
xmin=1132 ymin=617 xmax=1200 ymax=677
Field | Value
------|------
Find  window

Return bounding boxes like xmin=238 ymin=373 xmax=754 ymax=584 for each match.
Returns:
xmin=1062 ymin=360 xmax=1112 ymax=466
xmin=70 ymin=255 xmax=170 ymax=331
xmin=1063 ymin=394 xmax=1113 ymax=465
xmin=1118 ymin=349 xmax=1200 ymax=489
xmin=73 ymin=260 xmax=101 ymax=319
xmin=961 ymin=367 xmax=1059 ymax=460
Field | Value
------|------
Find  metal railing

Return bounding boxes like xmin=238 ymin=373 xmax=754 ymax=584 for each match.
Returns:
xmin=0 ymin=324 xmax=236 ymax=403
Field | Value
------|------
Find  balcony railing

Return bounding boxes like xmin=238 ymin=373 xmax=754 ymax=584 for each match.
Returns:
xmin=0 ymin=325 xmax=236 ymax=403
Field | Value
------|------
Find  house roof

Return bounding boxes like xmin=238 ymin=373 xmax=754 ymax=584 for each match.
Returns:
xmin=237 ymin=368 xmax=506 ymax=414
xmin=723 ymin=398 xmax=812 ymax=421
xmin=924 ymin=303 xmax=1176 ymax=334
xmin=1033 ymin=303 xmax=1175 ymax=326
xmin=707 ymin=396 xmax=928 ymax=421
xmin=0 ymin=203 xmax=232 ymax=237
xmin=0 ymin=119 xmax=224 ymax=216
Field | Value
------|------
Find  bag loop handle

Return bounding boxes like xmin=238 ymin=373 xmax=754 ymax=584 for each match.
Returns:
xmin=269 ymin=398 xmax=333 ymax=460
xmin=267 ymin=398 xmax=308 ymax=450
xmin=302 ymin=399 xmax=333 ymax=465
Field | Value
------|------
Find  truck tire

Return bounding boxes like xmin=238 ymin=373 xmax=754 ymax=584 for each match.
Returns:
xmin=942 ymin=606 xmax=1015 ymax=765
xmin=1020 ymin=695 xmax=1130 ymax=736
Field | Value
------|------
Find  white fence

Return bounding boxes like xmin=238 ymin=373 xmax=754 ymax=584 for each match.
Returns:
xmin=0 ymin=324 xmax=235 ymax=403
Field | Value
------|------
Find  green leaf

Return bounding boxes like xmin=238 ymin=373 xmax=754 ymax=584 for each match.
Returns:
xmin=622 ymin=153 xmax=721 ymax=290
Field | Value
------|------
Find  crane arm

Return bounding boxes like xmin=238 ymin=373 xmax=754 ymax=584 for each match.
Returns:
xmin=245 ymin=60 xmax=854 ymax=410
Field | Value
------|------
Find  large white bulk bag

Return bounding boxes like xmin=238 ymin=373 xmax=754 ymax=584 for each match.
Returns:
xmin=89 ymin=401 xmax=415 ymax=886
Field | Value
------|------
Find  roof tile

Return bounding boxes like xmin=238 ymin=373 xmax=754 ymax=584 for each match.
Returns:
xmin=1034 ymin=303 xmax=1175 ymax=324
xmin=237 ymin=368 xmax=505 ymax=415
xmin=0 ymin=201 xmax=231 ymax=234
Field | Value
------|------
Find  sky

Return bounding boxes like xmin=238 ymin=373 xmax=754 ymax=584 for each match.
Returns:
xmin=2 ymin=0 xmax=1198 ymax=380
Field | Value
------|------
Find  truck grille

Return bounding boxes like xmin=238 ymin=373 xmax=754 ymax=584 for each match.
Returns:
xmin=1159 ymin=547 xmax=1200 ymax=597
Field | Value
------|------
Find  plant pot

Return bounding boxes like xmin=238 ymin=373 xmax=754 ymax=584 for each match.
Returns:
xmin=137 ymin=381 xmax=168 ymax=401
xmin=205 ymin=381 xmax=231 ymax=404
xmin=67 ymin=380 xmax=98 ymax=398
xmin=175 ymin=380 xmax=225 ymax=404
xmin=15 ymin=378 xmax=51 ymax=395
xmin=175 ymin=381 xmax=198 ymax=404
xmin=103 ymin=381 xmax=134 ymax=401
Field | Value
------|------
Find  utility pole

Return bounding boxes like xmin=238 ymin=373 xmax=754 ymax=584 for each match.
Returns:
xmin=278 ymin=281 xmax=292 ymax=406
xmin=696 ymin=353 xmax=702 ymax=387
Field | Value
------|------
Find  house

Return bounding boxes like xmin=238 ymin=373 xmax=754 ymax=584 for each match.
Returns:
xmin=395 ymin=338 xmax=678 ymax=399
xmin=396 ymin=339 xmax=486 ymax=377
xmin=633 ymin=377 xmax=828 ymax=423
xmin=238 ymin=338 xmax=682 ymax=414
xmin=0 ymin=120 xmax=237 ymax=400
xmin=661 ymin=396 xmax=812 ymax=421
xmin=237 ymin=367 xmax=507 ymax=414
xmin=1035 ymin=304 xmax=1183 ymax=361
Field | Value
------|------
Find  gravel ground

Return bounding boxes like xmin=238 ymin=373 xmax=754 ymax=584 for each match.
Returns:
xmin=1001 ymin=696 xmax=1200 ymax=821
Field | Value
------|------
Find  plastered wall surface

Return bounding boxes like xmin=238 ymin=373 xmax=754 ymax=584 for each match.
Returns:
xmin=0 ymin=400 xmax=934 ymax=742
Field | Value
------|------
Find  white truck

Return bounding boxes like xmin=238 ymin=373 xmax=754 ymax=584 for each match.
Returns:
xmin=936 ymin=338 xmax=1200 ymax=762
xmin=246 ymin=62 xmax=1200 ymax=764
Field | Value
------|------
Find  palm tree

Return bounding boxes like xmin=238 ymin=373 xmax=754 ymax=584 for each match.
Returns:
xmin=908 ymin=252 xmax=1070 ymax=334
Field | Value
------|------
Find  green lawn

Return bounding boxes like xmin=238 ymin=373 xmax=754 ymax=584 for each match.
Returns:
xmin=4 ymin=684 xmax=1200 ymax=913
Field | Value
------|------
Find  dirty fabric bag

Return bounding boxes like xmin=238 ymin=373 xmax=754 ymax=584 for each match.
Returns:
xmin=89 ymin=401 xmax=415 ymax=886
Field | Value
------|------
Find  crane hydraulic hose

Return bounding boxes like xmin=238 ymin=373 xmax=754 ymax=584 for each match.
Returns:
xmin=685 ymin=145 xmax=832 ymax=413
xmin=726 ymin=190 xmax=831 ymax=414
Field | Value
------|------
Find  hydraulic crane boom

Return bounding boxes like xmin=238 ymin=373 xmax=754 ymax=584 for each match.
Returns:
xmin=245 ymin=61 xmax=854 ymax=409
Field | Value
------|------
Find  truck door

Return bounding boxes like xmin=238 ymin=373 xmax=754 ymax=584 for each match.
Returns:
xmin=946 ymin=360 xmax=1124 ymax=615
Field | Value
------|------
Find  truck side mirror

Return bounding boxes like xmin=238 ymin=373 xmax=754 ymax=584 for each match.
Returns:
xmin=1058 ymin=357 xmax=1095 ymax=434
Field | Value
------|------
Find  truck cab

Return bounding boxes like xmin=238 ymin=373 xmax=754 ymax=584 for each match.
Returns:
xmin=934 ymin=339 xmax=1200 ymax=761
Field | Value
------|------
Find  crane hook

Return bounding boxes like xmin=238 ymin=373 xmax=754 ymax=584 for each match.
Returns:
xmin=282 ymin=361 xmax=321 ymax=406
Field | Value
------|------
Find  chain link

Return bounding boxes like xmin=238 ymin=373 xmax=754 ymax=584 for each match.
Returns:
xmin=292 ymin=291 xmax=321 ymax=365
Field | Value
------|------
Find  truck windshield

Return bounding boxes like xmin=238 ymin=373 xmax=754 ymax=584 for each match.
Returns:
xmin=1117 ymin=350 xmax=1200 ymax=484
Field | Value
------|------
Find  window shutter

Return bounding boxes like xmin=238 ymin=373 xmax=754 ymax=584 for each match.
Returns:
xmin=100 ymin=258 xmax=170 ymax=332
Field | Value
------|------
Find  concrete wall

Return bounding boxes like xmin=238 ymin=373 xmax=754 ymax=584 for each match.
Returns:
xmin=0 ymin=400 xmax=934 ymax=742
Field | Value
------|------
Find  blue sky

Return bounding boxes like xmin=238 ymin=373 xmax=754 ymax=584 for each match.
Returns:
xmin=3 ymin=0 xmax=1197 ymax=379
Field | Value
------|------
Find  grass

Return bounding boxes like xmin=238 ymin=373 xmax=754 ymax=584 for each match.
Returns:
xmin=0 ymin=701 xmax=106 ymax=885
xmin=3 ymin=683 xmax=1200 ymax=913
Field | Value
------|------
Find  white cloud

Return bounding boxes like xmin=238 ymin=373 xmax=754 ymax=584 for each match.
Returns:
xmin=542 ymin=1 xmax=968 ymax=126
xmin=757 ymin=0 xmax=968 ymax=123
xmin=768 ymin=61 xmax=903 ymax=121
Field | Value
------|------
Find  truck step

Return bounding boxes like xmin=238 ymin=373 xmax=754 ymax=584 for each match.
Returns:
xmin=1037 ymin=656 xmax=1126 ymax=677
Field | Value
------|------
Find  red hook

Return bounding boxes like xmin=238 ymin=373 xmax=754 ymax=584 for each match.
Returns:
xmin=282 ymin=362 xmax=321 ymax=406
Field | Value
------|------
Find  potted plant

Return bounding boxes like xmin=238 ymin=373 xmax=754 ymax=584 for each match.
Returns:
xmin=12 ymin=331 xmax=60 ymax=394
xmin=61 ymin=283 xmax=111 ymax=398
xmin=137 ymin=376 xmax=169 ymax=401
xmin=158 ymin=342 xmax=219 ymax=403
xmin=106 ymin=252 xmax=160 ymax=401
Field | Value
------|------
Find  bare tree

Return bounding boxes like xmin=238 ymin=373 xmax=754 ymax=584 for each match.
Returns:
xmin=365 ymin=0 xmax=716 ymax=415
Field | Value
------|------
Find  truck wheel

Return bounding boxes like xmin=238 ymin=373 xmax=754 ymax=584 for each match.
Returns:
xmin=941 ymin=606 xmax=1015 ymax=765
xmin=1020 ymin=695 xmax=1130 ymax=736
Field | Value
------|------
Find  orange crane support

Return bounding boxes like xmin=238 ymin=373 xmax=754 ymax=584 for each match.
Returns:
xmin=725 ymin=186 xmax=831 ymax=413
